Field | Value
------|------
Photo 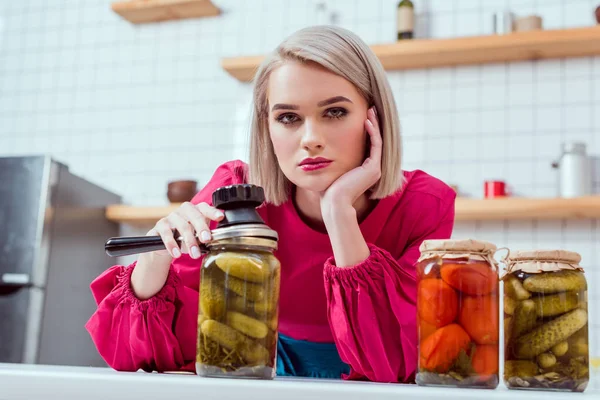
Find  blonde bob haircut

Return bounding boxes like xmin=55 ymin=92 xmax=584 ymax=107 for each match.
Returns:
xmin=248 ymin=25 xmax=403 ymax=206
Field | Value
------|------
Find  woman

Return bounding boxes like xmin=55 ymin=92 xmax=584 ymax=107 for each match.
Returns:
xmin=86 ymin=26 xmax=456 ymax=383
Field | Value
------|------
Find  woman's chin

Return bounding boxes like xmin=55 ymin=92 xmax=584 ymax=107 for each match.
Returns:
xmin=293 ymin=174 xmax=337 ymax=194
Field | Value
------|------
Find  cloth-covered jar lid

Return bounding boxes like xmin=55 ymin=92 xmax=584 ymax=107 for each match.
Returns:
xmin=418 ymin=238 xmax=498 ymax=264
xmin=505 ymin=249 xmax=584 ymax=274
xmin=419 ymin=239 xmax=497 ymax=253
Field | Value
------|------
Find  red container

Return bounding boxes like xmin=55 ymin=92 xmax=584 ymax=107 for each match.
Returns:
xmin=484 ymin=181 xmax=507 ymax=198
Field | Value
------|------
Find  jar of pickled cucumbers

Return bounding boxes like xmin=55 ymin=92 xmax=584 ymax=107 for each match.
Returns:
xmin=416 ymin=239 xmax=500 ymax=389
xmin=503 ymin=250 xmax=588 ymax=392
xmin=196 ymin=184 xmax=280 ymax=380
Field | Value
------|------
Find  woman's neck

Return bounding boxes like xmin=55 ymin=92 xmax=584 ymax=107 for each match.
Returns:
xmin=293 ymin=186 xmax=373 ymax=232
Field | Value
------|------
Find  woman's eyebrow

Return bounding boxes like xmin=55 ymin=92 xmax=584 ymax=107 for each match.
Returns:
xmin=271 ymin=96 xmax=353 ymax=112
xmin=317 ymin=96 xmax=353 ymax=107
xmin=271 ymin=103 xmax=299 ymax=111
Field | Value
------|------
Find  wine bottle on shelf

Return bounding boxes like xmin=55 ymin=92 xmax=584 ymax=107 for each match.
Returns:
xmin=397 ymin=0 xmax=414 ymax=40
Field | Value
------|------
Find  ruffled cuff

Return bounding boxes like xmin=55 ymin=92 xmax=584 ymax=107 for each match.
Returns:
xmin=117 ymin=261 xmax=181 ymax=312
xmin=324 ymin=243 xmax=395 ymax=283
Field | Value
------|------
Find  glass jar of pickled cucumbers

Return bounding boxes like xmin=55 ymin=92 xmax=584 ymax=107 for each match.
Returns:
xmin=503 ymin=250 xmax=589 ymax=392
xmin=416 ymin=239 xmax=500 ymax=389
xmin=195 ymin=184 xmax=280 ymax=380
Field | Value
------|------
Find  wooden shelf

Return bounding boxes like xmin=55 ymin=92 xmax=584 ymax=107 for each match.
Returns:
xmin=454 ymin=196 xmax=600 ymax=221
xmin=106 ymin=203 xmax=181 ymax=226
xmin=111 ymin=0 xmax=220 ymax=24
xmin=221 ymin=26 xmax=600 ymax=82
xmin=106 ymin=196 xmax=600 ymax=225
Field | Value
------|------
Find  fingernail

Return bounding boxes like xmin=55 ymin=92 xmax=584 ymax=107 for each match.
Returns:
xmin=191 ymin=246 xmax=200 ymax=259
xmin=172 ymin=247 xmax=181 ymax=258
xmin=215 ymin=211 xmax=224 ymax=218
xmin=201 ymin=230 xmax=211 ymax=242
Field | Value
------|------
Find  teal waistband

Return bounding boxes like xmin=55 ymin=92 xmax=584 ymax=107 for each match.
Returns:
xmin=276 ymin=333 xmax=350 ymax=379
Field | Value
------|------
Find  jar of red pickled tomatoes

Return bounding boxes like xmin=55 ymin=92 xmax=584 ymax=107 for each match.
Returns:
xmin=416 ymin=239 xmax=500 ymax=389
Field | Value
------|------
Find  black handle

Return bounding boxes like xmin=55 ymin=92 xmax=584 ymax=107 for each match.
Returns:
xmin=104 ymin=231 xmax=208 ymax=257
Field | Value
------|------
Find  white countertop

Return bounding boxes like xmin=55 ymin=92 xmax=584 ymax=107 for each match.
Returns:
xmin=0 ymin=363 xmax=598 ymax=400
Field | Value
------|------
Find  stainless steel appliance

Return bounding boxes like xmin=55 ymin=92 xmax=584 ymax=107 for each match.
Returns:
xmin=552 ymin=142 xmax=592 ymax=198
xmin=0 ymin=156 xmax=121 ymax=367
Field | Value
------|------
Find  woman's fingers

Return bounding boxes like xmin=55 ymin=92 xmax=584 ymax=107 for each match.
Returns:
xmin=149 ymin=201 xmax=224 ymax=259
xmin=196 ymin=202 xmax=225 ymax=222
xmin=167 ymin=212 xmax=201 ymax=258
xmin=154 ymin=218 xmax=181 ymax=258
xmin=194 ymin=202 xmax=225 ymax=242
xmin=178 ymin=202 xmax=213 ymax=248
xmin=367 ymin=107 xmax=383 ymax=160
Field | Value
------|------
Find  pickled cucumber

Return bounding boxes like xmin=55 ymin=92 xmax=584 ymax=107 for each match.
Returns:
xmin=225 ymin=311 xmax=268 ymax=339
xmin=505 ymin=316 xmax=513 ymax=348
xmin=267 ymin=254 xmax=281 ymax=273
xmin=225 ymin=275 xmax=265 ymax=302
xmin=544 ymin=359 xmax=590 ymax=380
xmin=551 ymin=341 xmax=569 ymax=357
xmin=253 ymin=269 xmax=280 ymax=316
xmin=504 ymin=360 xmax=539 ymax=377
xmin=532 ymin=291 xmax=579 ymax=317
xmin=267 ymin=313 xmax=277 ymax=331
xmin=215 ymin=252 xmax=272 ymax=283
xmin=568 ymin=359 xmax=589 ymax=380
xmin=228 ymin=294 xmax=250 ymax=314
xmin=198 ymin=315 xmax=207 ymax=329
xmin=254 ymin=300 xmax=276 ymax=315
xmin=522 ymin=271 xmax=587 ymax=294
xmin=568 ymin=336 xmax=588 ymax=358
xmin=200 ymin=319 xmax=270 ymax=364
xmin=504 ymin=296 xmax=517 ymax=315
xmin=505 ymin=275 xmax=531 ymax=300
xmin=566 ymin=327 xmax=588 ymax=358
xmin=512 ymin=299 xmax=537 ymax=338
xmin=569 ymin=326 xmax=588 ymax=342
xmin=537 ymin=352 xmax=557 ymax=368
xmin=514 ymin=309 xmax=588 ymax=359
xmin=200 ymin=275 xmax=226 ymax=319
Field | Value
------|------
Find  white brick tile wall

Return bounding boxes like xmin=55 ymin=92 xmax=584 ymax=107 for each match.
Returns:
xmin=1 ymin=0 xmax=599 ymax=380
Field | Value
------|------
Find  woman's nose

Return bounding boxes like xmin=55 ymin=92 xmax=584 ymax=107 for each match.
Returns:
xmin=300 ymin=121 xmax=325 ymax=150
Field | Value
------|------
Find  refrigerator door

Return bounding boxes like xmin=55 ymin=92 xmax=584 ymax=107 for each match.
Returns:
xmin=0 ymin=156 xmax=55 ymax=363
xmin=0 ymin=286 xmax=43 ymax=363
xmin=0 ymin=156 xmax=121 ymax=366
xmin=36 ymin=162 xmax=121 ymax=367
xmin=0 ymin=156 xmax=55 ymax=282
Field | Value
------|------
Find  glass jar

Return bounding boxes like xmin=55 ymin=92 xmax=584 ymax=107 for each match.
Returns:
xmin=503 ymin=250 xmax=589 ymax=392
xmin=416 ymin=239 xmax=500 ymax=389
xmin=195 ymin=184 xmax=281 ymax=380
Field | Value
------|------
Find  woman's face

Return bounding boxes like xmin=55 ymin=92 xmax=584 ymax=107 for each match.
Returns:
xmin=267 ymin=61 xmax=370 ymax=193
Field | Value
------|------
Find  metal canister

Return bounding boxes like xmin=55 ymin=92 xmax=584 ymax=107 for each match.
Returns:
xmin=552 ymin=142 xmax=592 ymax=198
xmin=492 ymin=11 xmax=515 ymax=34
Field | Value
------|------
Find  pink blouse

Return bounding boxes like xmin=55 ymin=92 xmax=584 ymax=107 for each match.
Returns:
xmin=86 ymin=160 xmax=456 ymax=382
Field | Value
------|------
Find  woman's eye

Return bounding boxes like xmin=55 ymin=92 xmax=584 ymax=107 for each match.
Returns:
xmin=276 ymin=113 xmax=300 ymax=125
xmin=325 ymin=108 xmax=347 ymax=119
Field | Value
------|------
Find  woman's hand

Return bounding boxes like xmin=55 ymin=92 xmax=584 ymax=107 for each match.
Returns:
xmin=321 ymin=106 xmax=382 ymax=207
xmin=132 ymin=201 xmax=225 ymax=300
xmin=148 ymin=202 xmax=225 ymax=259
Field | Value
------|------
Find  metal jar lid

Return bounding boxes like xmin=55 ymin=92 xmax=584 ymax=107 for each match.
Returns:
xmin=205 ymin=223 xmax=278 ymax=251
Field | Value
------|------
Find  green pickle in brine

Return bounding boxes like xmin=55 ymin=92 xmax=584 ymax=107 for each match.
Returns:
xmin=504 ymin=269 xmax=589 ymax=392
xmin=196 ymin=251 xmax=280 ymax=378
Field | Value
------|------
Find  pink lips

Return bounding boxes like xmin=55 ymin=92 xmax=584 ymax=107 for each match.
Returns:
xmin=299 ymin=157 xmax=332 ymax=171
xmin=300 ymin=162 xmax=332 ymax=171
